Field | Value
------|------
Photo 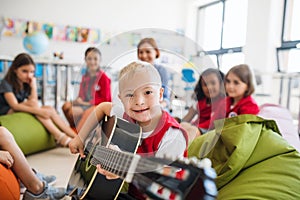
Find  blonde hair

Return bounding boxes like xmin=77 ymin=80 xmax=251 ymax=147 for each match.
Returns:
xmin=119 ymin=61 xmax=162 ymax=86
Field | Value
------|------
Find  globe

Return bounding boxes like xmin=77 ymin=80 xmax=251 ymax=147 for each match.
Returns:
xmin=23 ymin=31 xmax=49 ymax=55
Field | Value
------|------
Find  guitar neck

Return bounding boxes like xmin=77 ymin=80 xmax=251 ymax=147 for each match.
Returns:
xmin=90 ymin=145 xmax=218 ymax=200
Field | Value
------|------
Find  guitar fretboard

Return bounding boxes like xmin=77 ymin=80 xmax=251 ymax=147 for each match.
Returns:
xmin=90 ymin=145 xmax=134 ymax=179
xmin=90 ymin=145 xmax=164 ymax=181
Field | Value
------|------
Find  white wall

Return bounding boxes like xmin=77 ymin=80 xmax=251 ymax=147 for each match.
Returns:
xmin=0 ymin=0 xmax=187 ymax=62
xmin=243 ymin=0 xmax=284 ymax=106
xmin=244 ymin=0 xmax=283 ymax=72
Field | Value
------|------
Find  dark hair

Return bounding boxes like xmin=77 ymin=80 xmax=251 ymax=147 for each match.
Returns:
xmin=137 ymin=38 xmax=160 ymax=58
xmin=4 ymin=53 xmax=35 ymax=93
xmin=226 ymin=64 xmax=255 ymax=96
xmin=84 ymin=47 xmax=102 ymax=58
xmin=194 ymin=68 xmax=225 ymax=101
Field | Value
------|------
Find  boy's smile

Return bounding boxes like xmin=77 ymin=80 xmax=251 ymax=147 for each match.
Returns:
xmin=132 ymin=108 xmax=150 ymax=113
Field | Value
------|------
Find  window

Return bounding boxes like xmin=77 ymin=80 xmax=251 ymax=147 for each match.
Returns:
xmin=277 ymin=0 xmax=300 ymax=72
xmin=220 ymin=52 xmax=245 ymax=73
xmin=196 ymin=0 xmax=248 ymax=71
xmin=198 ymin=2 xmax=223 ymax=51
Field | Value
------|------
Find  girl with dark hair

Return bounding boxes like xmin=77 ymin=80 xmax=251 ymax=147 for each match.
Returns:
xmin=0 ymin=53 xmax=75 ymax=147
xmin=181 ymin=68 xmax=226 ymax=134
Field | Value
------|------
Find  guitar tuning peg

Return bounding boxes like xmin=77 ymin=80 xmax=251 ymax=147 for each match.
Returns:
xmin=189 ymin=157 xmax=200 ymax=166
xmin=196 ymin=158 xmax=212 ymax=169
xmin=178 ymin=157 xmax=190 ymax=165
xmin=197 ymin=158 xmax=217 ymax=179
xmin=204 ymin=167 xmax=217 ymax=179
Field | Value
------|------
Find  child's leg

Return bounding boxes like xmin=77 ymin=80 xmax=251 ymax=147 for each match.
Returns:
xmin=69 ymin=106 xmax=85 ymax=127
xmin=35 ymin=116 xmax=72 ymax=147
xmin=0 ymin=127 xmax=44 ymax=194
xmin=62 ymin=102 xmax=84 ymax=128
xmin=62 ymin=101 xmax=75 ymax=127
xmin=41 ymin=106 xmax=76 ymax=138
xmin=76 ymin=106 xmax=95 ymax=132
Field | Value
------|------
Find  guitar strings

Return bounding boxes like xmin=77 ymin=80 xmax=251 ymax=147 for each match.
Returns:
xmin=91 ymin=146 xmax=133 ymax=178
xmin=92 ymin=145 xmax=168 ymax=174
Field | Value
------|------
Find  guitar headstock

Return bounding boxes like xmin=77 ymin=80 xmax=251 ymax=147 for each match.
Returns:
xmin=132 ymin=157 xmax=218 ymax=200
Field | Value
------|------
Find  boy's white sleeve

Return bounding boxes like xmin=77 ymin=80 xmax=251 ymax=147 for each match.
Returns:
xmin=156 ymin=127 xmax=186 ymax=159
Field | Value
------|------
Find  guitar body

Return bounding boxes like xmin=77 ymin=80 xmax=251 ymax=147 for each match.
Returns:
xmin=67 ymin=115 xmax=142 ymax=200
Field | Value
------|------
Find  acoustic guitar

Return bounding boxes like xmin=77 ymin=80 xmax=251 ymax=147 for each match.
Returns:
xmin=67 ymin=115 xmax=217 ymax=200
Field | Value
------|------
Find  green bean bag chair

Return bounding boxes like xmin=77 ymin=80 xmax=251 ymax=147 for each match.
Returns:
xmin=188 ymin=114 xmax=300 ymax=199
xmin=0 ymin=112 xmax=56 ymax=155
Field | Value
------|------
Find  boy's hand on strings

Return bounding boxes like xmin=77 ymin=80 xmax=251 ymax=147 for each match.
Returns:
xmin=97 ymin=144 xmax=121 ymax=180
xmin=97 ymin=164 xmax=120 ymax=180
xmin=69 ymin=136 xmax=85 ymax=159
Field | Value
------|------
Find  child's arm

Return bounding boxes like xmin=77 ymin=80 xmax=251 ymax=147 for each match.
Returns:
xmin=27 ymin=77 xmax=38 ymax=103
xmin=69 ymin=102 xmax=113 ymax=157
xmin=72 ymin=97 xmax=91 ymax=106
xmin=4 ymin=92 xmax=41 ymax=115
xmin=182 ymin=106 xmax=197 ymax=122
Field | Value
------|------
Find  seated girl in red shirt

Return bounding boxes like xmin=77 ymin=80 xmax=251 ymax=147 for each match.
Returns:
xmin=214 ymin=64 xmax=259 ymax=119
xmin=62 ymin=47 xmax=112 ymax=132
xmin=180 ymin=68 xmax=226 ymax=135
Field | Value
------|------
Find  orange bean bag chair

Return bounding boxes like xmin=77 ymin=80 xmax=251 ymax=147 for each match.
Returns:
xmin=0 ymin=164 xmax=20 ymax=200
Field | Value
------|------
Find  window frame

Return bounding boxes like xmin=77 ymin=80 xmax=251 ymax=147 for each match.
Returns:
xmin=196 ymin=0 xmax=246 ymax=70
xmin=276 ymin=0 xmax=300 ymax=72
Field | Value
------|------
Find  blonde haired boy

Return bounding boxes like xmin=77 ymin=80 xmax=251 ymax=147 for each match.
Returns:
xmin=69 ymin=61 xmax=188 ymax=199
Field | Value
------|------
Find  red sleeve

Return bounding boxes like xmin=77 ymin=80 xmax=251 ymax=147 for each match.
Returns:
xmin=91 ymin=73 xmax=112 ymax=105
xmin=239 ymin=96 xmax=260 ymax=115
xmin=78 ymin=76 xmax=85 ymax=99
